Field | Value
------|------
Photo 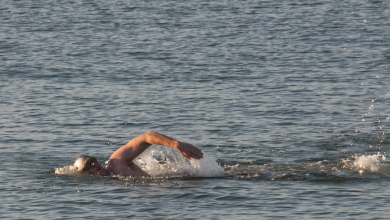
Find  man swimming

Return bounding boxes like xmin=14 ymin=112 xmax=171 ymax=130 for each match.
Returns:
xmin=73 ymin=131 xmax=204 ymax=177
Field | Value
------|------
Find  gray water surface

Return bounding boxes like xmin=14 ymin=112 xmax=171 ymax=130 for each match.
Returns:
xmin=1 ymin=0 xmax=390 ymax=219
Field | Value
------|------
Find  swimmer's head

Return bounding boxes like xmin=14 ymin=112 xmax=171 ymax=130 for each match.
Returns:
xmin=73 ymin=155 xmax=110 ymax=176
xmin=73 ymin=155 xmax=96 ymax=172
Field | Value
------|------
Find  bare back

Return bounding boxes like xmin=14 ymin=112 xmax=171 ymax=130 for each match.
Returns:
xmin=107 ymin=159 xmax=150 ymax=177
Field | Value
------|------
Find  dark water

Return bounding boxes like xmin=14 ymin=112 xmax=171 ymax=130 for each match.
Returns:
xmin=1 ymin=0 xmax=390 ymax=219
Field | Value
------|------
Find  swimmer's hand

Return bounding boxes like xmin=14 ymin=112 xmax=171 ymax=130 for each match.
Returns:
xmin=177 ymin=142 xmax=204 ymax=160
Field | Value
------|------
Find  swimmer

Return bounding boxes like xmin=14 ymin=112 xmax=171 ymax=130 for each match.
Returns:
xmin=73 ymin=131 xmax=204 ymax=177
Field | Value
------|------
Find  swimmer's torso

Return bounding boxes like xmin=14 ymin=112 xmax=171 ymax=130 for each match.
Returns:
xmin=107 ymin=159 xmax=150 ymax=177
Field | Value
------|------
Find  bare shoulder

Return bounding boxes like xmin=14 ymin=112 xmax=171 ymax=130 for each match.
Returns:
xmin=107 ymin=158 xmax=150 ymax=177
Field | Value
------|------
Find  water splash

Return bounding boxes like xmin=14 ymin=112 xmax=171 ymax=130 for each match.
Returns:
xmin=222 ymin=152 xmax=390 ymax=181
xmin=55 ymin=165 xmax=78 ymax=175
xmin=135 ymin=146 xmax=225 ymax=178
xmin=351 ymin=153 xmax=388 ymax=174
xmin=337 ymin=153 xmax=390 ymax=175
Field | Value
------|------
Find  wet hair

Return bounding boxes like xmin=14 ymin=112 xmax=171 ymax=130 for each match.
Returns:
xmin=73 ymin=155 xmax=93 ymax=172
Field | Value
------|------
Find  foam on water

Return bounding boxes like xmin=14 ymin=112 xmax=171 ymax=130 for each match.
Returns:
xmin=337 ymin=153 xmax=390 ymax=175
xmin=134 ymin=147 xmax=225 ymax=178
xmin=222 ymin=152 xmax=390 ymax=180
xmin=351 ymin=153 xmax=389 ymax=174
xmin=55 ymin=165 xmax=78 ymax=175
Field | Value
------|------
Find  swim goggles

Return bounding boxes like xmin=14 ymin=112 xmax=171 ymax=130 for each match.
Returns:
xmin=82 ymin=157 xmax=97 ymax=171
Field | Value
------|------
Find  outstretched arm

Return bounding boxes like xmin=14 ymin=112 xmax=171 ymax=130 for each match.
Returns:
xmin=109 ymin=131 xmax=203 ymax=163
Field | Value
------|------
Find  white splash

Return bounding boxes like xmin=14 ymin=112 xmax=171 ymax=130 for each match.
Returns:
xmin=55 ymin=165 xmax=78 ymax=175
xmin=134 ymin=146 xmax=225 ymax=178
xmin=352 ymin=153 xmax=389 ymax=173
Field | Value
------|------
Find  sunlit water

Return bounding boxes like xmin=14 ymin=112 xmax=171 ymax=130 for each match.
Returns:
xmin=1 ymin=0 xmax=390 ymax=219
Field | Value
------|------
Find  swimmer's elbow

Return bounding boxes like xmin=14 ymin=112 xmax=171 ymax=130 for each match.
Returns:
xmin=146 ymin=131 xmax=158 ymax=136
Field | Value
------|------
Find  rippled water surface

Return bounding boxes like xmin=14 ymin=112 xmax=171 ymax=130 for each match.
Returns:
xmin=1 ymin=0 xmax=390 ymax=219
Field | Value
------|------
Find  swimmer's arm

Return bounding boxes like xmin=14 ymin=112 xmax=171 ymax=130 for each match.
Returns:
xmin=109 ymin=131 xmax=203 ymax=162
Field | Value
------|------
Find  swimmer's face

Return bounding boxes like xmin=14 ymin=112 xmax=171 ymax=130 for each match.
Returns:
xmin=84 ymin=160 xmax=110 ymax=176
xmin=74 ymin=155 xmax=110 ymax=176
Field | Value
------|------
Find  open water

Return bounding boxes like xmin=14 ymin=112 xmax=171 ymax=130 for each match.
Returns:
xmin=1 ymin=0 xmax=390 ymax=219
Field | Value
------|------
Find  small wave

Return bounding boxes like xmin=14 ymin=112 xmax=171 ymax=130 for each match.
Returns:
xmin=224 ymin=154 xmax=390 ymax=181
